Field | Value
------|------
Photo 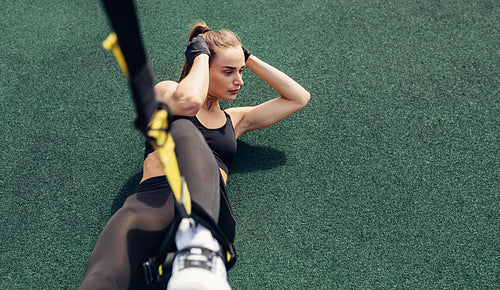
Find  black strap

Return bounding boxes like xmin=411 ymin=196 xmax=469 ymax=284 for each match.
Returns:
xmin=100 ymin=0 xmax=147 ymax=79
xmin=100 ymin=0 xmax=157 ymax=134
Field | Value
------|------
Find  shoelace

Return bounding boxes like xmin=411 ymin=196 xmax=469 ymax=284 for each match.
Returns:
xmin=176 ymin=247 xmax=223 ymax=272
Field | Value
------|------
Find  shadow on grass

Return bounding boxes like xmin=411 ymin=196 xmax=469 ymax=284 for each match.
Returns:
xmin=231 ymin=140 xmax=287 ymax=174
xmin=110 ymin=171 xmax=142 ymax=214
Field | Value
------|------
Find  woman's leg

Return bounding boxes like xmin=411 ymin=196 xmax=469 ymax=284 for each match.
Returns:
xmin=170 ymin=119 xmax=220 ymax=222
xmin=79 ymin=119 xmax=221 ymax=289
xmin=79 ymin=182 xmax=174 ymax=289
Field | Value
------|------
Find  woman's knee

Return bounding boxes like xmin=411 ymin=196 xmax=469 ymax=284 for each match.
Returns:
xmin=170 ymin=119 xmax=217 ymax=170
xmin=170 ymin=119 xmax=203 ymax=143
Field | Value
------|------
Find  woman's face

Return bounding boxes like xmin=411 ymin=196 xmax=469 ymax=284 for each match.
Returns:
xmin=208 ymin=46 xmax=246 ymax=101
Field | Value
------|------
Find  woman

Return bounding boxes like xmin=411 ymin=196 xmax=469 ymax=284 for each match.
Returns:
xmin=80 ymin=22 xmax=309 ymax=289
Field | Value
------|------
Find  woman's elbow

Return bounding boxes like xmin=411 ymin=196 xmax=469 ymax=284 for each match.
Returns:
xmin=169 ymin=90 xmax=203 ymax=116
xmin=298 ymin=91 xmax=310 ymax=108
xmin=181 ymin=97 xmax=203 ymax=116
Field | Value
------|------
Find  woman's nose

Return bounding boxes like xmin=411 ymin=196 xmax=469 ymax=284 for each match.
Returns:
xmin=234 ymin=74 xmax=244 ymax=86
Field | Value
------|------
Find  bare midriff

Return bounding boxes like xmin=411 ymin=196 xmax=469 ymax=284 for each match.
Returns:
xmin=219 ymin=168 xmax=228 ymax=184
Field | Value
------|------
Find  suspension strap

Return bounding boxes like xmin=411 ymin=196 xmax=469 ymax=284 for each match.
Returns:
xmin=99 ymin=0 xmax=236 ymax=284
xmin=100 ymin=0 xmax=192 ymax=215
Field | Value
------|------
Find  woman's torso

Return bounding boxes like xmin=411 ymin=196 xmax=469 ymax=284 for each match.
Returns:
xmin=141 ymin=110 xmax=237 ymax=184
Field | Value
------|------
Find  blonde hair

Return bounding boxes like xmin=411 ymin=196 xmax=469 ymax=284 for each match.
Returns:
xmin=179 ymin=22 xmax=241 ymax=81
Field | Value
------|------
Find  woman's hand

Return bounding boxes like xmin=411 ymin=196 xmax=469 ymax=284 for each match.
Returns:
xmin=154 ymin=36 xmax=211 ymax=116
xmin=185 ymin=35 xmax=211 ymax=66
xmin=242 ymin=45 xmax=251 ymax=62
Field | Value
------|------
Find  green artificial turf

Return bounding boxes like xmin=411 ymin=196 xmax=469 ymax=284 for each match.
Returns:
xmin=1 ymin=0 xmax=498 ymax=288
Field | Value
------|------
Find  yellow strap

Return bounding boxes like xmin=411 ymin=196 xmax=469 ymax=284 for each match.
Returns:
xmin=102 ymin=33 xmax=191 ymax=215
xmin=103 ymin=32 xmax=130 ymax=79
xmin=148 ymin=110 xmax=192 ymax=215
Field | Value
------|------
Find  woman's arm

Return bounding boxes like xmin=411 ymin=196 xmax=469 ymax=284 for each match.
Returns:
xmin=228 ymin=55 xmax=310 ymax=138
xmin=155 ymin=54 xmax=210 ymax=116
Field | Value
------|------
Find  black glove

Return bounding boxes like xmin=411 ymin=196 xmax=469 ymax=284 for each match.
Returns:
xmin=185 ymin=35 xmax=211 ymax=66
xmin=242 ymin=45 xmax=251 ymax=62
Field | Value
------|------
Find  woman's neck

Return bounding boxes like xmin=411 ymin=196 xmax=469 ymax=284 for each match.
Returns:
xmin=203 ymin=95 xmax=220 ymax=112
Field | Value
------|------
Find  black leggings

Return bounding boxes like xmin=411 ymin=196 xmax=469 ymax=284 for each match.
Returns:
xmin=79 ymin=119 xmax=224 ymax=289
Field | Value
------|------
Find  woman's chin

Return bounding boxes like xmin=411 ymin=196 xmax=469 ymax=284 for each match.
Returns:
xmin=222 ymin=94 xmax=237 ymax=101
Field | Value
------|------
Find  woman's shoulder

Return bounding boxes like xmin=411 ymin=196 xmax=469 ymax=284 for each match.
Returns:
xmin=225 ymin=107 xmax=250 ymax=124
xmin=225 ymin=106 xmax=254 ymax=138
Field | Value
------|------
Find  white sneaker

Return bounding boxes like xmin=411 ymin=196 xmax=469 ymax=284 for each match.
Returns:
xmin=166 ymin=247 xmax=231 ymax=290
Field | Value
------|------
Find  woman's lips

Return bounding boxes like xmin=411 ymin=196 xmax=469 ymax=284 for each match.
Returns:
xmin=229 ymin=89 xmax=239 ymax=94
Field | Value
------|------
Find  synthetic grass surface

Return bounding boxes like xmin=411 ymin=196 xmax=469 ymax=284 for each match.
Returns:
xmin=1 ymin=0 xmax=498 ymax=288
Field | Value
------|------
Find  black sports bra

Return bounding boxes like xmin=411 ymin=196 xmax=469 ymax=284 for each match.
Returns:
xmin=144 ymin=112 xmax=237 ymax=173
